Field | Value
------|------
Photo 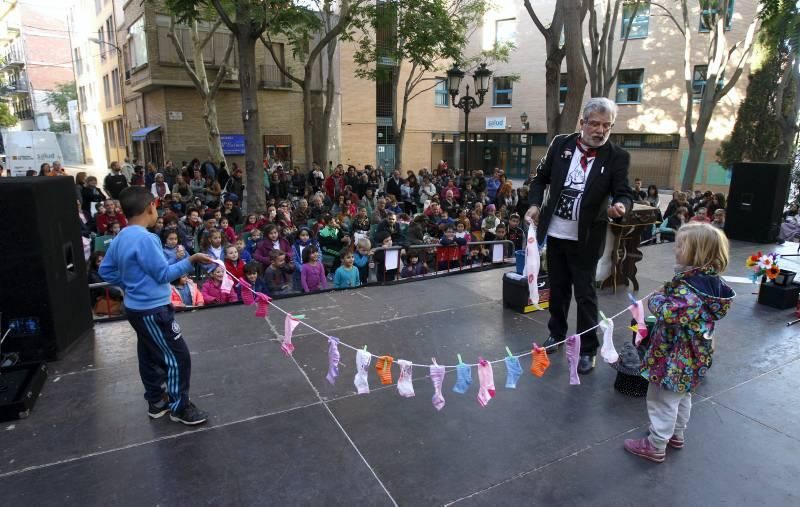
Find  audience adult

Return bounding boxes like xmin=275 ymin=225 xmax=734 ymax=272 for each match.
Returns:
xmin=96 ymin=199 xmax=128 ymax=235
xmin=104 ymin=162 xmax=129 ymax=200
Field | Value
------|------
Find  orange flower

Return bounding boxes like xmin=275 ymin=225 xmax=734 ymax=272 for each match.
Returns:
xmin=767 ymin=265 xmax=780 ymax=280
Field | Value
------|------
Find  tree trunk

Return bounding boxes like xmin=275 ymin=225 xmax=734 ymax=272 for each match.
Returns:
xmin=203 ymin=98 xmax=225 ymax=167
xmin=558 ymin=0 xmax=587 ymax=135
xmin=317 ymin=37 xmax=337 ymax=169
xmin=543 ymin=7 xmax=565 ymax=143
xmin=391 ymin=61 xmax=402 ymax=173
xmin=235 ymin=22 xmax=265 ymax=213
xmin=191 ymin=24 xmax=226 ymax=167
xmin=302 ymin=69 xmax=314 ymax=177
xmin=776 ymin=55 xmax=799 ymax=163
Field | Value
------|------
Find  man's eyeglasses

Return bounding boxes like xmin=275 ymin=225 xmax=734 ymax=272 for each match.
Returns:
xmin=585 ymin=120 xmax=614 ymax=131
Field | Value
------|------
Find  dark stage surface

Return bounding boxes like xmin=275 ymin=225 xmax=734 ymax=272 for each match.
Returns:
xmin=2 ymin=241 xmax=800 ymax=505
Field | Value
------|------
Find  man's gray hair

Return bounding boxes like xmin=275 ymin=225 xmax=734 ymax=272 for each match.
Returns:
xmin=582 ymin=97 xmax=618 ymax=121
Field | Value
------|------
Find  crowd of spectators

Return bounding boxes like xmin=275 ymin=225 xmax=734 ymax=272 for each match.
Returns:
xmin=83 ymin=159 xmax=527 ymax=314
xmin=632 ymin=178 xmax=727 ymax=243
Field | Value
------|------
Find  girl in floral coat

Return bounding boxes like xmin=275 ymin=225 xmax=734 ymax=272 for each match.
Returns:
xmin=624 ymin=223 xmax=735 ymax=463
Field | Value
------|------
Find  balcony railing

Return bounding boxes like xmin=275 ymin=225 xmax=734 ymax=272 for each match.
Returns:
xmin=2 ymin=79 xmax=29 ymax=93
xmin=258 ymin=64 xmax=291 ymax=89
xmin=15 ymin=108 xmax=32 ymax=120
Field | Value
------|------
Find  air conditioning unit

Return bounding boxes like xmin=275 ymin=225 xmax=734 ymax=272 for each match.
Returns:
xmin=226 ymin=68 xmax=239 ymax=81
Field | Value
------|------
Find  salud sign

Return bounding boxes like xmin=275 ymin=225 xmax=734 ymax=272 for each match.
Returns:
xmin=486 ymin=117 xmax=506 ymax=130
xmin=220 ymin=134 xmax=246 ymax=155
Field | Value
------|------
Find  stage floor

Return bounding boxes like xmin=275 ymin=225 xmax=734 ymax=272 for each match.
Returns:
xmin=3 ymin=241 xmax=800 ymax=505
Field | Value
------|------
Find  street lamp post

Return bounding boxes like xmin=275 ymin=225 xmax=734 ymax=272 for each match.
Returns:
xmin=89 ymin=37 xmax=127 ymax=159
xmin=447 ymin=62 xmax=492 ymax=174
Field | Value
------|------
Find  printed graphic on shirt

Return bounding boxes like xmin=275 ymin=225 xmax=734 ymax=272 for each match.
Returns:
xmin=553 ymin=158 xmax=592 ymax=222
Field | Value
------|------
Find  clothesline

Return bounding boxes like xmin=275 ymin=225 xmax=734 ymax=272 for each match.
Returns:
xmin=216 ymin=261 xmax=663 ymax=371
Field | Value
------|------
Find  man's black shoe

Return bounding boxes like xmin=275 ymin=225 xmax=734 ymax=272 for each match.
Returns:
xmin=148 ymin=394 xmax=169 ymax=419
xmin=577 ymin=355 xmax=596 ymax=374
xmin=169 ymin=402 xmax=209 ymax=426
xmin=541 ymin=336 xmax=562 ymax=352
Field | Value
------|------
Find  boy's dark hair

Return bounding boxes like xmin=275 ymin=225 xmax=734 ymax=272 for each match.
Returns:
xmin=339 ymin=246 xmax=354 ymax=259
xmin=244 ymin=261 xmax=262 ymax=275
xmin=118 ymin=186 xmax=154 ymax=218
xmin=302 ymin=245 xmax=319 ymax=264
xmin=495 ymin=222 xmax=507 ymax=230
xmin=374 ymin=230 xmax=391 ymax=244
xmin=444 ymin=224 xmax=455 ymax=232
xmin=269 ymin=249 xmax=285 ymax=262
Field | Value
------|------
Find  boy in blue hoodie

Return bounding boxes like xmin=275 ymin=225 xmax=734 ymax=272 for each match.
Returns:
xmin=100 ymin=186 xmax=213 ymax=426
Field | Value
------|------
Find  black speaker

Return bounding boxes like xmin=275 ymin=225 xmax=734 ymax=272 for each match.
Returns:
xmin=724 ymin=162 xmax=790 ymax=243
xmin=0 ymin=177 xmax=93 ymax=361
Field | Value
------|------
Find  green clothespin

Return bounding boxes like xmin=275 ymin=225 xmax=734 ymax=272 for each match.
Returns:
xmin=457 ymin=354 xmax=463 ymax=365
xmin=505 ymin=346 xmax=513 ymax=357
xmin=599 ymin=310 xmax=608 ymax=323
xmin=363 ymin=345 xmax=368 ymax=352
xmin=293 ymin=314 xmax=306 ymax=320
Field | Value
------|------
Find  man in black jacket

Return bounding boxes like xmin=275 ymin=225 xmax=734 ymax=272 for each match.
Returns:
xmin=385 ymin=169 xmax=403 ymax=200
xmin=525 ymin=97 xmax=633 ymax=374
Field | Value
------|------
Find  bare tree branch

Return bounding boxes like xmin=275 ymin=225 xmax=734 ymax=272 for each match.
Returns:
xmin=260 ymin=33 xmax=304 ymax=86
xmin=650 ymin=1 xmax=685 ymax=36
xmin=168 ymin=17 xmax=204 ymax=96
xmin=210 ymin=0 xmax=236 ymax=33
xmin=209 ymin=32 xmax=235 ymax=97
xmin=523 ymin=0 xmax=549 ymax=37
xmin=198 ymin=19 xmax=222 ymax=50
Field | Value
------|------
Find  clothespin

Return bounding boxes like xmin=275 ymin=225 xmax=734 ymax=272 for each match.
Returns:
xmin=629 ymin=325 xmax=639 ymax=333
xmin=505 ymin=346 xmax=513 ymax=358
xmin=363 ymin=345 xmax=368 ymax=352
xmin=457 ymin=354 xmax=463 ymax=365
xmin=627 ymin=293 xmax=638 ymax=306
xmin=599 ymin=310 xmax=608 ymax=322
xmin=431 ymin=357 xmax=438 ymax=366
xmin=293 ymin=314 xmax=306 ymax=320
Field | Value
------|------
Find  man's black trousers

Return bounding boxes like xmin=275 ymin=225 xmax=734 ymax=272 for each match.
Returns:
xmin=546 ymin=236 xmax=600 ymax=354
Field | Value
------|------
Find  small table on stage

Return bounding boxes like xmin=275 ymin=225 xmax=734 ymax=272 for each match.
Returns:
xmin=600 ymin=204 xmax=660 ymax=292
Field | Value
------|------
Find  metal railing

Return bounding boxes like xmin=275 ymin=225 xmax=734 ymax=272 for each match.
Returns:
xmin=367 ymin=240 xmax=515 ymax=284
xmin=258 ymin=64 xmax=291 ymax=89
xmin=88 ymin=240 xmax=516 ymax=323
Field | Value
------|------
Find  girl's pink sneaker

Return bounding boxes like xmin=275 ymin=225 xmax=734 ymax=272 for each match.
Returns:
xmin=624 ymin=437 xmax=666 ymax=463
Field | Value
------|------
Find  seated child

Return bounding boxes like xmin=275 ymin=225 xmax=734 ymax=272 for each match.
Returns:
xmin=454 ymin=221 xmax=471 ymax=257
xmin=243 ymin=261 xmax=268 ymax=297
xmin=235 ymin=238 xmax=252 ymax=263
xmin=507 ymin=213 xmax=525 ymax=251
xmin=401 ymin=252 xmax=429 ymax=278
xmin=292 ymin=227 xmax=318 ymax=288
xmin=493 ymin=222 xmax=512 ymax=257
xmin=353 ymin=238 xmax=372 ymax=284
xmin=162 ymin=230 xmax=187 ymax=265
xmin=263 ymin=249 xmax=294 ymax=296
xmin=438 ymin=225 xmax=465 ymax=270
xmin=373 ymin=231 xmax=401 ymax=282
xmin=301 ymin=246 xmax=328 ymax=292
xmin=319 ymin=216 xmax=351 ymax=270
xmin=224 ymin=245 xmax=245 ymax=281
xmin=219 ymin=217 xmax=237 ymax=245
xmin=201 ymin=265 xmax=239 ymax=304
xmin=171 ymin=274 xmax=204 ymax=308
xmin=245 ymin=228 xmax=262 ymax=257
xmin=333 ymin=248 xmax=361 ymax=289
xmin=202 ymin=229 xmax=227 ymax=272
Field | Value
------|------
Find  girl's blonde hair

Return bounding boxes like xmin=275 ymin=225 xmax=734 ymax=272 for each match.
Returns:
xmin=675 ymin=222 xmax=729 ymax=272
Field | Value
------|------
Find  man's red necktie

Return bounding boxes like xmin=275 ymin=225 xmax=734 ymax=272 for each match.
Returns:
xmin=575 ymin=138 xmax=597 ymax=173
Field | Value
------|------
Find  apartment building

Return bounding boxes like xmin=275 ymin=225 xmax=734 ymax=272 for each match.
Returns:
xmin=109 ymin=0 xmax=322 ymax=170
xmin=0 ymin=0 xmax=73 ymax=131
xmin=69 ymin=0 xmax=126 ymax=170
xmin=457 ymin=0 xmax=757 ymax=191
